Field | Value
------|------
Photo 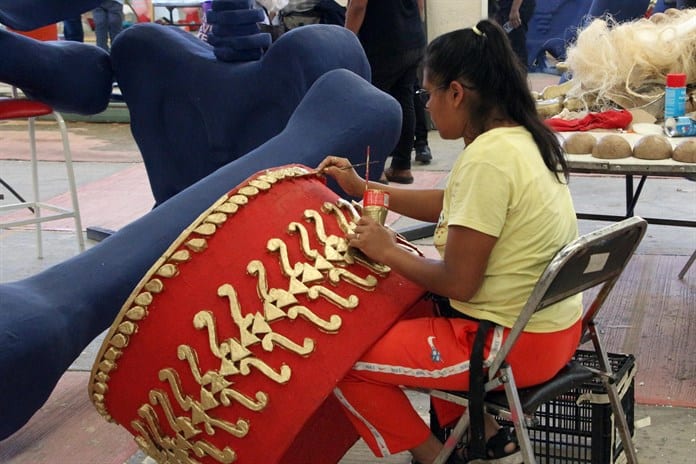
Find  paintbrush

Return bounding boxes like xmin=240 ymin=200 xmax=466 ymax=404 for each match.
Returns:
xmin=364 ymin=145 xmax=371 ymax=191
xmin=298 ymin=160 xmax=380 ymax=177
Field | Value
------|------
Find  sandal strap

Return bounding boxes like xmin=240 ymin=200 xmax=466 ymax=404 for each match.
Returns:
xmin=485 ymin=427 xmax=519 ymax=459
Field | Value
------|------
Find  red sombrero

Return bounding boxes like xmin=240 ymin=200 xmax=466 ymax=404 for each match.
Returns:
xmin=89 ymin=165 xmax=429 ymax=463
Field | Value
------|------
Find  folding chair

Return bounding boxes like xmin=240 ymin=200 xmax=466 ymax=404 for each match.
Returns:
xmin=417 ymin=216 xmax=647 ymax=464
xmin=0 ymin=88 xmax=85 ymax=258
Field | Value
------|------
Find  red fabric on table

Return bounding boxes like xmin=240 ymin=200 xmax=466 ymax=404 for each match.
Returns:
xmin=89 ymin=165 xmax=428 ymax=464
xmin=546 ymin=109 xmax=633 ymax=132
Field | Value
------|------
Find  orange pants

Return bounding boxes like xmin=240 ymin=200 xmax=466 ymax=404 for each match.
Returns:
xmin=334 ymin=316 xmax=582 ymax=457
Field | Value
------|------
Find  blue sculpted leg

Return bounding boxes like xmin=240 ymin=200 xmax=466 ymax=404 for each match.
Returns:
xmin=0 ymin=29 xmax=112 ymax=115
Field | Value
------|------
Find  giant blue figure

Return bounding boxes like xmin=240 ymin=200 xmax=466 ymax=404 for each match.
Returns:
xmin=0 ymin=0 xmax=401 ymax=440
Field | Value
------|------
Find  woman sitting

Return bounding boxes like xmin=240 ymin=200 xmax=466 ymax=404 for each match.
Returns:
xmin=318 ymin=19 xmax=582 ymax=464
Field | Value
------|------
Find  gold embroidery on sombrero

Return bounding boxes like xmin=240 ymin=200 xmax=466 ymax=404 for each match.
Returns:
xmin=150 ymin=388 xmax=251 ymax=437
xmin=155 ymin=263 xmax=178 ymax=278
xmin=204 ymin=212 xmax=228 ymax=226
xmin=322 ymin=201 xmax=355 ymax=235
xmin=89 ymin=166 xmax=395 ymax=463
xmin=266 ymin=238 xmax=305 ymax=279
xmin=193 ymin=222 xmax=216 ymax=236
xmin=145 ymin=279 xmax=164 ymax=293
xmin=287 ymin=221 xmax=319 ymax=259
xmin=185 ymin=238 xmax=208 ymax=252
xmin=248 ymin=179 xmax=271 ymax=190
xmin=247 ymin=260 xmax=343 ymax=332
xmin=174 ymin=347 xmax=268 ymax=411
xmin=286 ymin=305 xmax=342 ymax=333
xmin=304 ymin=206 xmax=391 ymax=275
xmin=125 ymin=305 xmax=148 ymax=321
xmin=132 ymin=404 xmax=239 ymax=464
xmin=327 ymin=268 xmax=378 ymax=290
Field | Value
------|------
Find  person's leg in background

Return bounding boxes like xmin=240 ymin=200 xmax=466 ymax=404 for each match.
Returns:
xmin=92 ymin=3 xmax=108 ymax=51
xmin=370 ymin=47 xmax=422 ymax=184
xmin=385 ymin=62 xmax=418 ymax=184
xmin=413 ymin=79 xmax=432 ymax=164
xmin=106 ymin=0 xmax=124 ymax=49
xmin=62 ymin=16 xmax=84 ymax=42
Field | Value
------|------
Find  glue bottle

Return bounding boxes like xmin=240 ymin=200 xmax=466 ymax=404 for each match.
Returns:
xmin=664 ymin=73 xmax=687 ymax=120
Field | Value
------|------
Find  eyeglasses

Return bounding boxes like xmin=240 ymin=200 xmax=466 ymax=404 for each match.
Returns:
xmin=416 ymin=82 xmax=476 ymax=105
xmin=415 ymin=84 xmax=453 ymax=105
xmin=415 ymin=87 xmax=444 ymax=105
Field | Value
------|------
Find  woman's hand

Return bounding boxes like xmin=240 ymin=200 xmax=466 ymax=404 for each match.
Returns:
xmin=347 ymin=216 xmax=397 ymax=262
xmin=316 ymin=155 xmax=365 ymax=198
xmin=508 ymin=7 xmax=522 ymax=29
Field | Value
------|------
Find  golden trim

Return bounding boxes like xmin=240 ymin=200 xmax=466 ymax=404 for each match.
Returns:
xmin=145 ymin=279 xmax=164 ymax=293
xmin=205 ymin=213 xmax=228 ymax=226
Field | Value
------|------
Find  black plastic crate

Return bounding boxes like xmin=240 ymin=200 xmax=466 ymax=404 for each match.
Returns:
xmin=429 ymin=350 xmax=635 ymax=464
xmin=502 ymin=350 xmax=636 ymax=464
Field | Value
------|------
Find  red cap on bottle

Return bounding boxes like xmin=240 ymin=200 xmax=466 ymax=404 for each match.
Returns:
xmin=666 ymin=73 xmax=687 ymax=87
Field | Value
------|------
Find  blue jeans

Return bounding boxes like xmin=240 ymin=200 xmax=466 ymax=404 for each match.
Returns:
xmin=62 ymin=17 xmax=84 ymax=42
xmin=93 ymin=0 xmax=123 ymax=52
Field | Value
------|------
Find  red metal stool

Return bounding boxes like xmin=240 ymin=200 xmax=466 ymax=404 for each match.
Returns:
xmin=0 ymin=93 xmax=85 ymax=258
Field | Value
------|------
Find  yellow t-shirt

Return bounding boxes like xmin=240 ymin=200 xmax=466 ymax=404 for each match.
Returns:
xmin=432 ymin=126 xmax=582 ymax=333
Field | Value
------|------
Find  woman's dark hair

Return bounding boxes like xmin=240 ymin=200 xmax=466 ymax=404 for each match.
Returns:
xmin=422 ymin=19 xmax=569 ymax=181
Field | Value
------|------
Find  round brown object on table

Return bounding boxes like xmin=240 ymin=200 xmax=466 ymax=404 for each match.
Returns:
xmin=632 ymin=135 xmax=673 ymax=160
xmin=535 ymin=97 xmax=563 ymax=118
xmin=592 ymin=134 xmax=632 ymax=159
xmin=563 ymin=133 xmax=596 ymax=154
xmin=649 ymin=12 xmax=668 ymax=23
xmin=673 ymin=139 xmax=696 ymax=163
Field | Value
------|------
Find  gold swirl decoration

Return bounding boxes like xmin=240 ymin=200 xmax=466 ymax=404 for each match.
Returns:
xmin=88 ymin=166 xmax=398 ymax=463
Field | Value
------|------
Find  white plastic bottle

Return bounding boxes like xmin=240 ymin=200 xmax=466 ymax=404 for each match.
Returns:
xmin=664 ymin=73 xmax=687 ymax=120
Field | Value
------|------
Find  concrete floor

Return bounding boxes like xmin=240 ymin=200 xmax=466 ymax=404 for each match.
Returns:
xmin=1 ymin=74 xmax=695 ymax=463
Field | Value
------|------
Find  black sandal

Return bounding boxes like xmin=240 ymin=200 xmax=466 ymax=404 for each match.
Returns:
xmin=412 ymin=427 xmax=520 ymax=464
xmin=450 ymin=427 xmax=520 ymax=463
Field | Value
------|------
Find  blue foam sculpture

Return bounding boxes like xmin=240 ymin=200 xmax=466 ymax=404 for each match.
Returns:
xmin=112 ymin=23 xmax=375 ymax=205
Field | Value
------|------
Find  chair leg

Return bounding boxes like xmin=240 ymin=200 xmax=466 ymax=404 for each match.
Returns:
xmin=678 ymin=249 xmax=696 ymax=279
xmin=28 ymin=116 xmax=43 ymax=259
xmin=53 ymin=111 xmax=85 ymax=253
xmin=502 ymin=367 xmax=536 ymax=464
xmin=589 ymin=326 xmax=638 ymax=464
xmin=604 ymin=378 xmax=638 ymax=464
xmin=432 ymin=410 xmax=470 ymax=464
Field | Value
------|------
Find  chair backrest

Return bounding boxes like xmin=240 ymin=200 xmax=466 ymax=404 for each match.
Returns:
xmin=488 ymin=216 xmax=648 ymax=377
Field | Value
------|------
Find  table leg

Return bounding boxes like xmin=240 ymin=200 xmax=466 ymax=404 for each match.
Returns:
xmin=624 ymin=175 xmax=647 ymax=217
